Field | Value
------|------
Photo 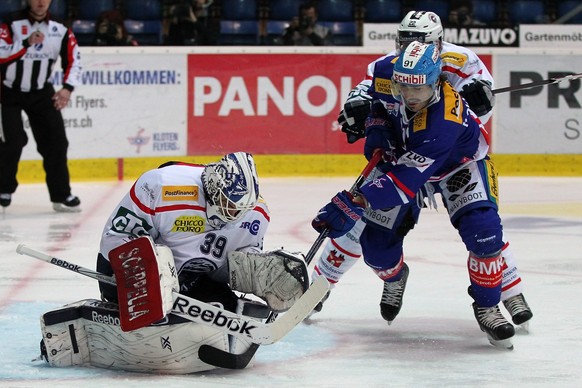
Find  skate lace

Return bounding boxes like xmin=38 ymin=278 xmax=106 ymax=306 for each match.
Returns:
xmin=503 ymin=294 xmax=529 ymax=315
xmin=477 ymin=306 xmax=507 ymax=329
xmin=381 ymin=279 xmax=405 ymax=306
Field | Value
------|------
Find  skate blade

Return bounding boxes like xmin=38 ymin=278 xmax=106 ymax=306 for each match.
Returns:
xmin=516 ymin=321 xmax=530 ymax=334
xmin=487 ymin=335 xmax=514 ymax=350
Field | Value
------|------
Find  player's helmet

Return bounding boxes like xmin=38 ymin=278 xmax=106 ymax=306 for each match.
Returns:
xmin=392 ymin=41 xmax=442 ymax=110
xmin=396 ymin=11 xmax=443 ymax=52
xmin=202 ymin=152 xmax=259 ymax=228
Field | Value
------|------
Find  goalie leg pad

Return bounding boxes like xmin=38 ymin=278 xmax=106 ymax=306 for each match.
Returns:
xmin=228 ymin=250 xmax=309 ymax=312
xmin=41 ymin=299 xmax=231 ymax=374
xmin=41 ymin=300 xmax=91 ymax=368
xmin=108 ymin=237 xmax=179 ymax=331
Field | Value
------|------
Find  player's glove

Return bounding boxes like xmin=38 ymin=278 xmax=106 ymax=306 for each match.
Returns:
xmin=364 ymin=101 xmax=396 ymax=171
xmin=338 ymin=99 xmax=372 ymax=144
xmin=460 ymin=79 xmax=495 ymax=117
xmin=312 ymin=190 xmax=364 ymax=239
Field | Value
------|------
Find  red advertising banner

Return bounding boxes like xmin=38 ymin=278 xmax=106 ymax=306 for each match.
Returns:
xmin=187 ymin=53 xmax=379 ymax=155
xmin=187 ymin=53 xmax=493 ymax=155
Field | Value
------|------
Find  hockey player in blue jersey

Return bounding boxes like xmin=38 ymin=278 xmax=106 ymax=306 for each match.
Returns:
xmin=312 ymin=41 xmax=515 ymax=349
xmin=310 ymin=11 xmax=532 ymax=331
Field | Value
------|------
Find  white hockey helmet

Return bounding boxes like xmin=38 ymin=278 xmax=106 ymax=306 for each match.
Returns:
xmin=396 ymin=10 xmax=443 ymax=52
xmin=202 ymin=152 xmax=259 ymax=228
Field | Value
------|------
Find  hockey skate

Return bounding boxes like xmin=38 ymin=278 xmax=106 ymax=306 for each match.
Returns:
xmin=472 ymin=302 xmax=515 ymax=350
xmin=52 ymin=195 xmax=81 ymax=213
xmin=380 ymin=263 xmax=409 ymax=325
xmin=306 ymin=290 xmax=330 ymax=319
xmin=503 ymin=293 xmax=533 ymax=331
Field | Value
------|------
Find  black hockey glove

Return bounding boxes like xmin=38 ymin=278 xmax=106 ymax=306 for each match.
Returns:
xmin=460 ymin=79 xmax=495 ymax=117
xmin=338 ymin=99 xmax=372 ymax=144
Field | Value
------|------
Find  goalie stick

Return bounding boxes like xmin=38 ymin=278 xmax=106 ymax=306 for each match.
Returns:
xmin=15 ymin=244 xmax=330 ymax=345
xmin=492 ymin=72 xmax=582 ymax=95
xmin=198 ymin=149 xmax=384 ymax=369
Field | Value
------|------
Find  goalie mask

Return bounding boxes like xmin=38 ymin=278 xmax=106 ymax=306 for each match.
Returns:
xmin=396 ymin=11 xmax=443 ymax=53
xmin=202 ymin=152 xmax=259 ymax=228
xmin=392 ymin=41 xmax=442 ymax=112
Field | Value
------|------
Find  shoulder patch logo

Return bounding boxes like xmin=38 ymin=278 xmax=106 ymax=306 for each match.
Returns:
xmin=440 ymin=52 xmax=468 ymax=67
xmin=374 ymin=77 xmax=392 ymax=95
xmin=162 ymin=186 xmax=199 ymax=201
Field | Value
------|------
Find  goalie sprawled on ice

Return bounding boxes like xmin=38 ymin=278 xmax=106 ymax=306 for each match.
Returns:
xmin=36 ymin=152 xmax=326 ymax=373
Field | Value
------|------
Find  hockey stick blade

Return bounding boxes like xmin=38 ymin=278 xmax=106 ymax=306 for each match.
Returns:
xmin=199 ymin=276 xmax=330 ymax=369
xmin=198 ymin=150 xmax=384 ymax=369
xmin=492 ymin=72 xmax=582 ymax=95
xmin=16 ymin=244 xmax=330 ymax=344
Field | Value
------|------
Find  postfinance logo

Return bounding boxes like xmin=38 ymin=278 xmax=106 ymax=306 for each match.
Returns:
xmin=162 ymin=186 xmax=199 ymax=201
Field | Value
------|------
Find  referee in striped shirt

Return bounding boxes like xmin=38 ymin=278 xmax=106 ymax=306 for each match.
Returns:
xmin=0 ymin=0 xmax=82 ymax=212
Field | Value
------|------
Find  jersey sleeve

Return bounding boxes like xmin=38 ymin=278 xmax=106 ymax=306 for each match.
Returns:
xmin=60 ymin=27 xmax=82 ymax=89
xmin=99 ymin=171 xmax=162 ymax=259
xmin=0 ymin=22 xmax=27 ymax=65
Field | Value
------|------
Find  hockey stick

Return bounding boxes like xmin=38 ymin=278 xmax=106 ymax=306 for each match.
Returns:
xmin=16 ymin=244 xmax=330 ymax=345
xmin=198 ymin=149 xmax=384 ymax=369
xmin=492 ymin=72 xmax=582 ymax=95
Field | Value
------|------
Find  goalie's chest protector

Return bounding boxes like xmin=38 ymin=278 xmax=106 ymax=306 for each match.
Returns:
xmin=135 ymin=165 xmax=270 ymax=273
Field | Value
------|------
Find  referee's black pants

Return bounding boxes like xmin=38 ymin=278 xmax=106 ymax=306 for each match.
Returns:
xmin=0 ymin=84 xmax=72 ymax=202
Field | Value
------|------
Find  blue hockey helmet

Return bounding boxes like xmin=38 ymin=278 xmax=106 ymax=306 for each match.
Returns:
xmin=393 ymin=41 xmax=442 ymax=87
xmin=391 ymin=41 xmax=442 ymax=111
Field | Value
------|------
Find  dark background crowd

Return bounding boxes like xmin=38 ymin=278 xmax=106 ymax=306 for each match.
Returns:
xmin=1 ymin=0 xmax=581 ymax=46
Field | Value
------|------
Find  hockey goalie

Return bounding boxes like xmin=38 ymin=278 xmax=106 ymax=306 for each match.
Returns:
xmin=38 ymin=152 xmax=313 ymax=373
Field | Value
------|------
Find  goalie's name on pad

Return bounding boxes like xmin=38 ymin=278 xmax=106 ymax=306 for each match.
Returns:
xmin=173 ymin=296 xmax=257 ymax=336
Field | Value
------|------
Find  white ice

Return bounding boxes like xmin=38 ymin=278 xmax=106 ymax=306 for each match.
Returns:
xmin=1 ymin=177 xmax=581 ymax=387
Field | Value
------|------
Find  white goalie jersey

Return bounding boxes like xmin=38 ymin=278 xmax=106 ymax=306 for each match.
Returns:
xmin=99 ymin=162 xmax=270 ymax=280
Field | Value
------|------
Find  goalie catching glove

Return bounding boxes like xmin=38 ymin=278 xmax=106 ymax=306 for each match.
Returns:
xmin=228 ymin=250 xmax=309 ymax=312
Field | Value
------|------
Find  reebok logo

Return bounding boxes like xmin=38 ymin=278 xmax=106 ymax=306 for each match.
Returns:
xmin=91 ymin=311 xmax=121 ymax=326
xmin=173 ymin=296 xmax=257 ymax=337
xmin=50 ymin=257 xmax=80 ymax=272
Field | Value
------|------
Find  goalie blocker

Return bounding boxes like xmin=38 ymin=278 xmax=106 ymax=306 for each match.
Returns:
xmin=39 ymin=297 xmax=270 ymax=374
xmin=103 ymin=236 xmax=309 ymax=331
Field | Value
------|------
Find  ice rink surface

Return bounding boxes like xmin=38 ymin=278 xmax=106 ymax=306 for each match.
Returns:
xmin=1 ymin=176 xmax=581 ymax=387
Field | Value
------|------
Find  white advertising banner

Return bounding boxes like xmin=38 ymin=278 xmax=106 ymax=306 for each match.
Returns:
xmin=17 ymin=47 xmax=582 ymax=161
xmin=21 ymin=52 xmax=187 ymax=160
xmin=494 ymin=54 xmax=582 ymax=153
xmin=362 ymin=23 xmax=399 ymax=48
xmin=519 ymin=24 xmax=582 ymax=49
